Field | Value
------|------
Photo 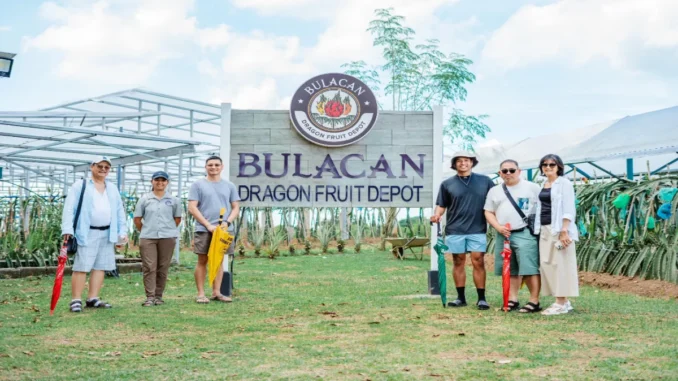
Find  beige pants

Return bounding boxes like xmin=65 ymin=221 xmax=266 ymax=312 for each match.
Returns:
xmin=140 ymin=238 xmax=176 ymax=298
xmin=539 ymin=225 xmax=579 ymax=297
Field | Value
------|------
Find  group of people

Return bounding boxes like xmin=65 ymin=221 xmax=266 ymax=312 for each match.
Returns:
xmin=61 ymin=151 xmax=578 ymax=316
xmin=431 ymin=151 xmax=579 ymax=315
xmin=61 ymin=155 xmax=239 ymax=312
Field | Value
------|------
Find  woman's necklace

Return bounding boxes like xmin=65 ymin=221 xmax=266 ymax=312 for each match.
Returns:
xmin=458 ymin=173 xmax=473 ymax=187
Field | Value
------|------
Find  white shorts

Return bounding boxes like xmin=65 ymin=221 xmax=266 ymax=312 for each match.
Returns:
xmin=72 ymin=228 xmax=116 ymax=272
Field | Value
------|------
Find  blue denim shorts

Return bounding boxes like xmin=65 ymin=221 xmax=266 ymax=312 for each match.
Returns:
xmin=444 ymin=234 xmax=488 ymax=254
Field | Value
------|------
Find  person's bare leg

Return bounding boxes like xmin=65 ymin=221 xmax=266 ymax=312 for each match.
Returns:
xmin=525 ymin=275 xmax=541 ymax=304
xmin=195 ymin=255 xmax=208 ymax=297
xmin=452 ymin=254 xmax=466 ymax=287
xmin=509 ymin=275 xmax=522 ymax=302
xmin=212 ymin=264 xmax=224 ymax=296
xmin=71 ymin=272 xmax=87 ymax=300
xmin=470 ymin=252 xmax=486 ymax=289
xmin=87 ymin=270 xmax=105 ymax=299
xmin=556 ymin=297 xmax=567 ymax=305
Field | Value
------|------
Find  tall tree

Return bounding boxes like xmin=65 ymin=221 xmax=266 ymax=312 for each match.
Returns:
xmin=342 ymin=7 xmax=489 ymax=151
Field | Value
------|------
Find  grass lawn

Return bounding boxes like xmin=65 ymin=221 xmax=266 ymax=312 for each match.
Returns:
xmin=1 ymin=249 xmax=677 ymax=380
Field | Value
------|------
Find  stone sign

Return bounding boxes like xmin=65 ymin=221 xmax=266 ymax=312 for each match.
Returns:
xmin=228 ymin=73 xmax=434 ymax=208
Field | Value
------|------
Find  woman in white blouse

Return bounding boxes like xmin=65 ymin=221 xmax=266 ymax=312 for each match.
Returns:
xmin=534 ymin=154 xmax=579 ymax=315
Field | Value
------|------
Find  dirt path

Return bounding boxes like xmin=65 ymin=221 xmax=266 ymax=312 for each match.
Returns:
xmin=456 ymin=254 xmax=678 ymax=300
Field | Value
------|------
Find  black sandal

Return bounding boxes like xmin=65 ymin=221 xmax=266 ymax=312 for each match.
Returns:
xmin=86 ymin=298 xmax=112 ymax=309
xmin=69 ymin=300 xmax=82 ymax=313
xmin=519 ymin=302 xmax=542 ymax=313
xmin=508 ymin=300 xmax=520 ymax=311
xmin=447 ymin=299 xmax=468 ymax=307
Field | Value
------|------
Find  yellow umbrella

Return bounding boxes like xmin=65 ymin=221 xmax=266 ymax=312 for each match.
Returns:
xmin=208 ymin=208 xmax=234 ymax=287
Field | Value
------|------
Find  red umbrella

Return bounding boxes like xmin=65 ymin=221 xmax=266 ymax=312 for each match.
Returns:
xmin=50 ymin=237 xmax=69 ymax=316
xmin=501 ymin=223 xmax=512 ymax=312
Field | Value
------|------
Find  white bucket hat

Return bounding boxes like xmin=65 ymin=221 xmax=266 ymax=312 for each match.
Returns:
xmin=450 ymin=150 xmax=479 ymax=170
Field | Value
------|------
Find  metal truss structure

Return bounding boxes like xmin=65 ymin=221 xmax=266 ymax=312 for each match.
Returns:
xmin=0 ymin=88 xmax=222 ymax=197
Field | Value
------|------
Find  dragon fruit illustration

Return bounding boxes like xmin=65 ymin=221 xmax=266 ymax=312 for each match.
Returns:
xmin=324 ymin=91 xmax=345 ymax=118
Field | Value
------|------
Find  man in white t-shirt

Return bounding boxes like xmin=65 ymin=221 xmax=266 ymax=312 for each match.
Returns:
xmin=61 ymin=156 xmax=128 ymax=312
xmin=484 ymin=159 xmax=542 ymax=313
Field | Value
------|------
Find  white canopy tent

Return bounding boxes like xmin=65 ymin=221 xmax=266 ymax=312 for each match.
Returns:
xmin=443 ymin=105 xmax=678 ymax=181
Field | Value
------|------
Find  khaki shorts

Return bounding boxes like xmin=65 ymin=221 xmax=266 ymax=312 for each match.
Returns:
xmin=193 ymin=231 xmax=235 ymax=255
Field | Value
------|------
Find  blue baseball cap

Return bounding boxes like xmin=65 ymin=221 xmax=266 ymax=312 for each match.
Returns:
xmin=151 ymin=171 xmax=169 ymax=180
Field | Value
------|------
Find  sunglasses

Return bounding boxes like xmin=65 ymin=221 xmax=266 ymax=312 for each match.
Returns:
xmin=95 ymin=164 xmax=111 ymax=171
xmin=500 ymin=168 xmax=517 ymax=174
xmin=153 ymin=178 xmax=168 ymax=182
xmin=541 ymin=163 xmax=558 ymax=168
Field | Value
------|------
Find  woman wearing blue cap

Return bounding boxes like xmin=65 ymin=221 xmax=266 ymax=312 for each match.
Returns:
xmin=133 ymin=171 xmax=182 ymax=306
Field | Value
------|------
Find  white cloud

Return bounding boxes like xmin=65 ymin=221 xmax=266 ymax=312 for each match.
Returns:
xmin=482 ymin=0 xmax=678 ymax=73
xmin=23 ymin=0 xmax=201 ymax=84
xmin=196 ymin=24 xmax=231 ymax=50
xmin=0 ymin=26 xmax=11 ymax=32
xmin=220 ymin=32 xmax=312 ymax=78
xmin=204 ymin=0 xmax=459 ymax=109
xmin=209 ymin=78 xmax=283 ymax=109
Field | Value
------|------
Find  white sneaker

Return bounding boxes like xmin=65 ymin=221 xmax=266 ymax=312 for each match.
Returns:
xmin=541 ymin=303 xmax=569 ymax=315
xmin=565 ymin=300 xmax=574 ymax=311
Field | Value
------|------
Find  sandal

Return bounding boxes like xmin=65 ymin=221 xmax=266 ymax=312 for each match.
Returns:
xmin=154 ymin=297 xmax=165 ymax=306
xmin=69 ymin=299 xmax=82 ymax=313
xmin=508 ymin=300 xmax=520 ymax=311
xmin=212 ymin=294 xmax=232 ymax=303
xmin=85 ymin=298 xmax=112 ymax=309
xmin=141 ymin=298 xmax=155 ymax=307
xmin=477 ymin=300 xmax=490 ymax=310
xmin=519 ymin=302 xmax=542 ymax=313
xmin=196 ymin=296 xmax=210 ymax=304
xmin=447 ymin=299 xmax=467 ymax=307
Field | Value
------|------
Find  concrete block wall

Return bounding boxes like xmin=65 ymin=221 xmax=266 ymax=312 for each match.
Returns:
xmin=230 ymin=110 xmax=434 ymax=207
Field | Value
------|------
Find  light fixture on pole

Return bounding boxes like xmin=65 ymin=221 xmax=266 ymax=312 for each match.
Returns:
xmin=0 ymin=52 xmax=16 ymax=78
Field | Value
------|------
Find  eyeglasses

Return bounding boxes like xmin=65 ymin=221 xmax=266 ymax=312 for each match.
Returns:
xmin=500 ymin=168 xmax=517 ymax=174
xmin=95 ymin=164 xmax=111 ymax=171
xmin=541 ymin=163 xmax=557 ymax=168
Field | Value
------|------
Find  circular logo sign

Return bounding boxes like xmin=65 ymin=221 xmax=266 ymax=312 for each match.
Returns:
xmin=290 ymin=73 xmax=378 ymax=147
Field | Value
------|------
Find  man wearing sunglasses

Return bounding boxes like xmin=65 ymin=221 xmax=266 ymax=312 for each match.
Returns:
xmin=484 ymin=160 xmax=542 ymax=313
xmin=61 ymin=156 xmax=128 ymax=312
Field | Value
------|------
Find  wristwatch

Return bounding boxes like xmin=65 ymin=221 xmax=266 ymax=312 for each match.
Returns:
xmin=225 ymin=221 xmax=231 ymax=227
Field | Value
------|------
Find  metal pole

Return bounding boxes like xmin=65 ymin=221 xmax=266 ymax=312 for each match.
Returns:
xmin=138 ymin=100 xmax=142 ymax=133
xmin=626 ymin=158 xmax=634 ymax=180
xmin=190 ymin=110 xmax=194 ymax=138
xmin=429 ymin=106 xmax=444 ymax=295
xmin=157 ymin=104 xmax=161 ymax=135
xmin=341 ymin=207 xmax=349 ymax=240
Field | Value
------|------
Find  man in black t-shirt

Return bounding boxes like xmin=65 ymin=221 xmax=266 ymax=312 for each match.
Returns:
xmin=431 ymin=151 xmax=494 ymax=310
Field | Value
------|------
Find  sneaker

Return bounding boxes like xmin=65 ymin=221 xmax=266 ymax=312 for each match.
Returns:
xmin=565 ymin=300 xmax=574 ymax=311
xmin=541 ymin=303 xmax=568 ymax=316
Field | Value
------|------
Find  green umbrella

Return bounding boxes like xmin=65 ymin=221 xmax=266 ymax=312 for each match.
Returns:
xmin=432 ymin=223 xmax=448 ymax=307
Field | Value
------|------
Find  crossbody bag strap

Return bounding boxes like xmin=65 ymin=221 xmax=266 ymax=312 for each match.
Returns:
xmin=73 ymin=179 xmax=87 ymax=231
xmin=502 ymin=183 xmax=527 ymax=221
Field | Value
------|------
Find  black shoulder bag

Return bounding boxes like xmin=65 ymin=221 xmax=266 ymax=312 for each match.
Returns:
xmin=66 ymin=179 xmax=87 ymax=255
xmin=502 ymin=183 xmax=538 ymax=236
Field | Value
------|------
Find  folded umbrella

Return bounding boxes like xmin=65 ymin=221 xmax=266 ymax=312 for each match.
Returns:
xmin=208 ymin=208 xmax=234 ymax=287
xmin=50 ymin=237 xmax=69 ymax=316
xmin=501 ymin=223 xmax=512 ymax=312
xmin=432 ymin=222 xmax=449 ymax=307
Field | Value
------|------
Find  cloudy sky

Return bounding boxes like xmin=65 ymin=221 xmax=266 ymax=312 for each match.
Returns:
xmin=1 ymin=0 xmax=677 ymax=146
